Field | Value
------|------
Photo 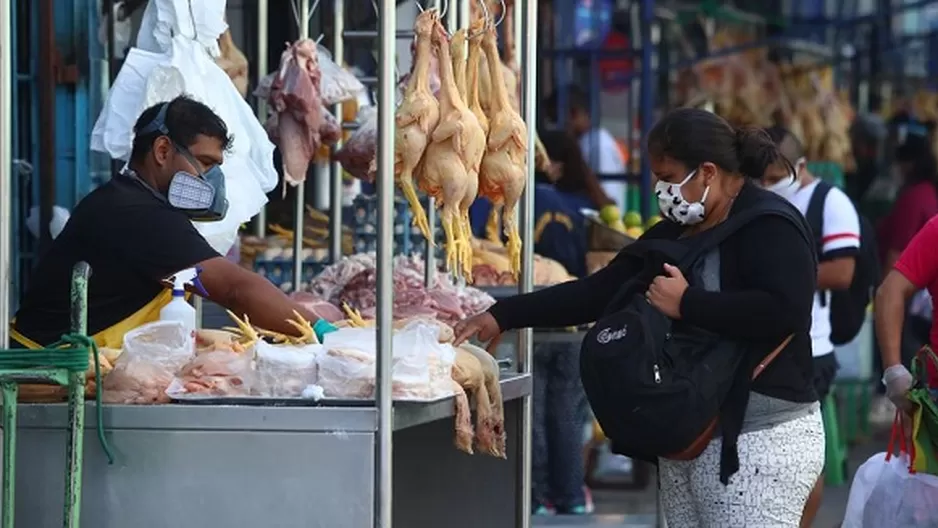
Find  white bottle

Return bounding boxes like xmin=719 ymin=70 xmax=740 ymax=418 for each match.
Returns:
xmin=160 ymin=268 xmax=199 ymax=334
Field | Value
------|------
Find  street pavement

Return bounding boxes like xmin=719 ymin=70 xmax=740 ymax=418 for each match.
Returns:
xmin=534 ymin=431 xmax=885 ymax=528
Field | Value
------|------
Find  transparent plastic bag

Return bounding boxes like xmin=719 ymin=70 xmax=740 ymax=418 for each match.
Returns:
xmin=334 ymin=106 xmax=376 ymax=181
xmin=317 ymin=45 xmax=365 ymax=106
xmin=101 ymin=321 xmax=195 ymax=404
xmin=253 ymin=341 xmax=322 ymax=397
xmin=166 ymin=350 xmax=254 ymax=398
xmin=318 ymin=325 xmax=436 ymax=399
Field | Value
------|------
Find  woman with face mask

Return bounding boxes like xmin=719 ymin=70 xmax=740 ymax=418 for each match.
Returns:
xmin=454 ymin=108 xmax=821 ymax=526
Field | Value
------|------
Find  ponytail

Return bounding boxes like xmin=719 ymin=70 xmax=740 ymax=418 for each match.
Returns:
xmin=735 ymin=127 xmax=793 ymax=180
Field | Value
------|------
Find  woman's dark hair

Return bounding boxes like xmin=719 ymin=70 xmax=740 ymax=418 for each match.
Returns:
xmin=537 ymin=130 xmax=591 ymax=193
xmin=647 ymin=108 xmax=792 ymax=179
xmin=894 ymin=124 xmax=938 ymax=188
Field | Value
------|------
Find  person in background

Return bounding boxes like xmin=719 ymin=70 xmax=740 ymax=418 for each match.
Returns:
xmin=847 ymin=114 xmax=888 ymax=202
xmin=761 ymin=127 xmax=860 ymax=528
xmin=875 ymin=214 xmax=938 ymax=415
xmin=870 ymin=121 xmax=938 ymax=423
xmin=544 ymin=86 xmax=629 ymax=214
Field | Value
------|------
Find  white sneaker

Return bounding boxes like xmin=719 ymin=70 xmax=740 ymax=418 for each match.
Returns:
xmin=868 ymin=395 xmax=896 ymax=428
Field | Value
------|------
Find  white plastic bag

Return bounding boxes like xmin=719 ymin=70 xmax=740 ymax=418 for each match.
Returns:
xmin=317 ymin=45 xmax=365 ymax=106
xmin=101 ymin=321 xmax=195 ymax=404
xmin=253 ymin=342 xmax=322 ymax=397
xmin=317 ymin=325 xmax=439 ymax=400
xmin=843 ymin=452 xmax=938 ymax=527
xmin=136 ymin=0 xmax=227 ymax=56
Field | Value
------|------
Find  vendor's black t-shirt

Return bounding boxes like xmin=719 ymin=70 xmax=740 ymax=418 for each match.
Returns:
xmin=14 ymin=175 xmax=220 ymax=345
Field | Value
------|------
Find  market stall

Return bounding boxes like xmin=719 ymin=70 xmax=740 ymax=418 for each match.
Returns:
xmin=1 ymin=0 xmax=539 ymax=527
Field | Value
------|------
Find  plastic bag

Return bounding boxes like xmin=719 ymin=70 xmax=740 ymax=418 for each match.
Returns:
xmin=101 ymin=321 xmax=194 ymax=404
xmin=334 ymin=106 xmax=377 ymax=182
xmin=845 ymin=452 xmax=938 ymax=527
xmin=317 ymin=45 xmax=365 ymax=106
xmin=317 ymin=324 xmax=439 ymax=400
xmin=97 ymin=1 xmax=133 ymax=59
xmin=253 ymin=342 xmax=322 ymax=397
xmin=165 ymin=350 xmax=254 ymax=398
xmin=135 ymin=0 xmax=227 ymax=56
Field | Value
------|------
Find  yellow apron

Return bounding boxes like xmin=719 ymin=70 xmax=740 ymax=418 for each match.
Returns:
xmin=11 ymin=289 xmax=175 ymax=350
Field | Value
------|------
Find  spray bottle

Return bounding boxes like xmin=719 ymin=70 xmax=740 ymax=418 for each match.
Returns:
xmin=160 ymin=267 xmax=209 ymax=334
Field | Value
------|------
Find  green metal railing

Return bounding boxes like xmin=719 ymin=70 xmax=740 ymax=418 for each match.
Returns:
xmin=0 ymin=262 xmax=112 ymax=528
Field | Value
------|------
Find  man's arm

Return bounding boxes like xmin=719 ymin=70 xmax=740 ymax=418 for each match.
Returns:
xmin=875 ymin=270 xmax=918 ymax=369
xmin=198 ymin=257 xmax=320 ymax=335
xmin=878 ymin=215 xmax=938 ymax=367
xmin=817 ymin=187 xmax=861 ymax=290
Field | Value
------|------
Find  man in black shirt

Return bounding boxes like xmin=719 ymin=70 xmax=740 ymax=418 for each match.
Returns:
xmin=13 ymin=96 xmax=320 ymax=347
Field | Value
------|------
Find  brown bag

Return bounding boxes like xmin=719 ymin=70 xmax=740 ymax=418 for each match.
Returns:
xmin=664 ymin=334 xmax=794 ymax=461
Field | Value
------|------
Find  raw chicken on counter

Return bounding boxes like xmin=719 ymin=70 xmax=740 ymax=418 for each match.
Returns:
xmin=308 ymin=253 xmax=495 ymax=326
xmin=394 ymin=9 xmax=442 ymax=245
xmin=418 ymin=21 xmax=486 ymax=277
xmin=168 ymin=351 xmax=253 ymax=397
xmin=471 ymin=240 xmax=574 ymax=286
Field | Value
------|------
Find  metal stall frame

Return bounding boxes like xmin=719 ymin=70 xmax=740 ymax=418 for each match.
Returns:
xmin=0 ymin=0 xmax=12 ymax=348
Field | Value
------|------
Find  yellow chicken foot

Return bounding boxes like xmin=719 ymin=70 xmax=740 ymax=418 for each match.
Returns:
xmin=459 ymin=215 xmax=475 ymax=280
xmin=485 ymin=206 xmax=502 ymax=245
xmin=442 ymin=208 xmax=462 ymax=274
xmin=503 ymin=210 xmax=523 ymax=279
xmin=398 ymin=173 xmax=433 ymax=244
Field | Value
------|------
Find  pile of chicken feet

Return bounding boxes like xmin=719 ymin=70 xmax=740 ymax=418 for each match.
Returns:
xmin=394 ymin=8 xmax=530 ymax=281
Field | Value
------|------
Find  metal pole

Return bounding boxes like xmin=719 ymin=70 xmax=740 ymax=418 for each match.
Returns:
xmin=254 ymin=0 xmax=269 ymax=238
xmin=517 ymin=1 xmax=537 ymax=527
xmin=292 ymin=0 xmax=310 ymax=291
xmin=639 ymin=0 xmax=655 ymax=221
xmin=0 ymin=0 xmax=11 ymax=348
xmin=329 ymin=0 xmax=345 ymax=263
xmin=375 ymin=0 xmax=396 ymax=526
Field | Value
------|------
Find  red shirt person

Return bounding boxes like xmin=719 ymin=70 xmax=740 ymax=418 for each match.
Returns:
xmin=876 ymin=214 xmax=938 ymax=407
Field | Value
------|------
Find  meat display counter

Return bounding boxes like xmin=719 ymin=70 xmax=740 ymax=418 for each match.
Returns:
xmin=11 ymin=372 xmax=531 ymax=527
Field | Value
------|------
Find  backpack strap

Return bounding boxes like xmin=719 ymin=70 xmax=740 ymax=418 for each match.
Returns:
xmin=677 ymin=202 xmax=810 ymax=272
xmin=804 ymin=181 xmax=832 ymax=255
xmin=752 ymin=334 xmax=793 ymax=380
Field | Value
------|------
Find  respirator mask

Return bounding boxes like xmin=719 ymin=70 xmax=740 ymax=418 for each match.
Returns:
xmin=132 ymin=102 xmax=229 ymax=222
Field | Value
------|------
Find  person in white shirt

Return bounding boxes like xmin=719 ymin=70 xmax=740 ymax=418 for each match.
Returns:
xmin=761 ymin=126 xmax=860 ymax=528
xmin=544 ymin=86 xmax=628 ymax=212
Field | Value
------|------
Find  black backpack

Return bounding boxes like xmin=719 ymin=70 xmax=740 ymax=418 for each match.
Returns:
xmin=579 ymin=202 xmax=810 ymax=462
xmin=804 ymin=181 xmax=881 ymax=346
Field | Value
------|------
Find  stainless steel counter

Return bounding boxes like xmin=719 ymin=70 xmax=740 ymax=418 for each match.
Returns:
xmin=8 ymin=374 xmax=531 ymax=528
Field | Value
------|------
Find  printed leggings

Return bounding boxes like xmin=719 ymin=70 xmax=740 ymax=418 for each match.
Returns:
xmin=659 ymin=410 xmax=825 ymax=527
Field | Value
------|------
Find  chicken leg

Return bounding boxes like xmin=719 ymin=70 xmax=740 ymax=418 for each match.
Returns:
xmin=395 ymin=10 xmax=441 ymax=242
xmin=451 ymin=27 xmax=480 ymax=279
xmin=420 ymin=21 xmax=486 ymax=276
xmin=479 ymin=25 xmax=528 ymax=278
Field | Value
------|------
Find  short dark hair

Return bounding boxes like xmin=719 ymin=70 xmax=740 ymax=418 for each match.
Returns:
xmin=129 ymin=95 xmax=233 ymax=163
xmin=647 ymin=108 xmax=791 ymax=179
xmin=764 ymin=125 xmax=805 ymax=166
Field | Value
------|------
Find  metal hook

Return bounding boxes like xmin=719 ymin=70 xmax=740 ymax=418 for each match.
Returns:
xmin=439 ymin=0 xmax=450 ymax=22
xmin=290 ymin=0 xmax=320 ymax=36
xmin=414 ymin=0 xmax=424 ymax=13
xmin=469 ymin=0 xmax=490 ymax=38
xmin=493 ymin=0 xmax=508 ymax=28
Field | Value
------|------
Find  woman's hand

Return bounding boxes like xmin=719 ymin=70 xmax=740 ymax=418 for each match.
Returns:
xmin=453 ymin=312 xmax=502 ymax=346
xmin=646 ymin=263 xmax=688 ymax=319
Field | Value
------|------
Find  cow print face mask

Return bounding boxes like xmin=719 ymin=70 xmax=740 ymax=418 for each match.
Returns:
xmin=654 ymin=169 xmax=709 ymax=225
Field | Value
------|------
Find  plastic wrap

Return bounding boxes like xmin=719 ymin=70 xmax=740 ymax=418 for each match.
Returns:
xmin=317 ymin=45 xmax=365 ymax=106
xmin=101 ymin=321 xmax=194 ymax=404
xmin=844 ymin=452 xmax=938 ymax=527
xmin=253 ymin=341 xmax=321 ymax=397
xmin=166 ymin=350 xmax=254 ymax=398
xmin=91 ymin=0 xmax=277 ymax=255
xmin=317 ymin=324 xmax=451 ymax=400
xmin=334 ymin=106 xmax=377 ymax=181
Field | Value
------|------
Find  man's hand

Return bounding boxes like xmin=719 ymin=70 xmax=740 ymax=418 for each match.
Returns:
xmin=646 ymin=264 xmax=688 ymax=319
